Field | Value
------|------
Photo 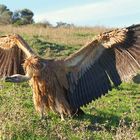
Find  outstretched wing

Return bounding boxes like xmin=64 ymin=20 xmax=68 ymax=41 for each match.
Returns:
xmin=0 ymin=34 xmax=34 ymax=77
xmin=64 ymin=24 xmax=140 ymax=109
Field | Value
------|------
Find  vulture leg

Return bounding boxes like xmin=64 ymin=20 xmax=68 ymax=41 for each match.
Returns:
xmin=72 ymin=108 xmax=85 ymax=117
xmin=40 ymin=109 xmax=45 ymax=120
xmin=60 ymin=114 xmax=65 ymax=121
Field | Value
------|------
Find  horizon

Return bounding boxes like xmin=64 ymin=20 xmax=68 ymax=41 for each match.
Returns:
xmin=0 ymin=0 xmax=140 ymax=27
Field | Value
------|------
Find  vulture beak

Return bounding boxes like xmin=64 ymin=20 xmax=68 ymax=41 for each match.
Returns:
xmin=5 ymin=76 xmax=12 ymax=82
xmin=5 ymin=75 xmax=21 ymax=83
xmin=4 ymin=74 xmax=31 ymax=83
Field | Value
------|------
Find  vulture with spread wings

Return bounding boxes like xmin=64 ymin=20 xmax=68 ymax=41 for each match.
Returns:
xmin=0 ymin=24 xmax=140 ymax=120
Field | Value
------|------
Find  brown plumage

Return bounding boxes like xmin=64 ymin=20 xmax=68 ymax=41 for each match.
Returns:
xmin=0 ymin=24 xmax=140 ymax=120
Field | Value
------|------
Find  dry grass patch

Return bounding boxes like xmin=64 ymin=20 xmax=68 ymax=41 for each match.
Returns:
xmin=0 ymin=24 xmax=108 ymax=46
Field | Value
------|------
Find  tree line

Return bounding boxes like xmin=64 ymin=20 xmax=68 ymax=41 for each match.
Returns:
xmin=0 ymin=4 xmax=34 ymax=25
xmin=0 ymin=4 xmax=75 ymax=27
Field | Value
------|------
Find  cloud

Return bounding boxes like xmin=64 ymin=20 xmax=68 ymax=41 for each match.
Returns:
xmin=34 ymin=0 xmax=140 ymax=27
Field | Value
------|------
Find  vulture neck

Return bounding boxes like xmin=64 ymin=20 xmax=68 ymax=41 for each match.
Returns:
xmin=15 ymin=34 xmax=35 ymax=57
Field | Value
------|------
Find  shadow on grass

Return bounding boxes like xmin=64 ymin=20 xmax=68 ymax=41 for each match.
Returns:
xmin=133 ymin=74 xmax=140 ymax=84
xmin=74 ymin=109 xmax=132 ymax=132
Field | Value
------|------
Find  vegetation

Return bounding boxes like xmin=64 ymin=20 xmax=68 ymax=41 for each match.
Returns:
xmin=0 ymin=4 xmax=73 ymax=27
xmin=56 ymin=22 xmax=75 ymax=28
xmin=12 ymin=9 xmax=34 ymax=25
xmin=0 ymin=25 xmax=140 ymax=140
xmin=0 ymin=4 xmax=34 ymax=26
xmin=0 ymin=4 xmax=13 ymax=25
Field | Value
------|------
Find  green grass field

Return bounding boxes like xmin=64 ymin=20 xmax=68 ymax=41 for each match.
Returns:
xmin=0 ymin=25 xmax=140 ymax=140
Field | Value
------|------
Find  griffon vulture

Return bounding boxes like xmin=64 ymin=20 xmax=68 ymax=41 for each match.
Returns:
xmin=0 ymin=24 xmax=140 ymax=120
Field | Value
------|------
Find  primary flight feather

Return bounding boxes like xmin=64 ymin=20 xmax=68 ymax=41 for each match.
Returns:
xmin=0 ymin=24 xmax=140 ymax=120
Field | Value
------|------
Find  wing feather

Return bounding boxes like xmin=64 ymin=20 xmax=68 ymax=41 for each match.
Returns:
xmin=65 ymin=24 xmax=140 ymax=109
xmin=0 ymin=35 xmax=29 ymax=77
xmin=0 ymin=46 xmax=25 ymax=77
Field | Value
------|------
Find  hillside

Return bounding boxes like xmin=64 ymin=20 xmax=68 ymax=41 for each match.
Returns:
xmin=0 ymin=25 xmax=140 ymax=140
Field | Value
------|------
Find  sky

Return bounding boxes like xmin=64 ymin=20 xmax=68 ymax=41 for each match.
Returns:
xmin=0 ymin=0 xmax=140 ymax=27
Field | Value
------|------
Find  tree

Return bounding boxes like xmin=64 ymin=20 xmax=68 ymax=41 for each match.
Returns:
xmin=35 ymin=20 xmax=53 ymax=28
xmin=12 ymin=8 xmax=34 ymax=25
xmin=56 ymin=22 xmax=74 ymax=28
xmin=0 ymin=4 xmax=13 ymax=24
xmin=20 ymin=9 xmax=34 ymax=24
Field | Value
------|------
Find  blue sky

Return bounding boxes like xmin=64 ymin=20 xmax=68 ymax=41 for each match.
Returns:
xmin=1 ymin=0 xmax=140 ymax=27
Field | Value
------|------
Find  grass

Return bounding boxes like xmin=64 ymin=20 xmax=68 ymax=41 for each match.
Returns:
xmin=0 ymin=25 xmax=140 ymax=140
xmin=0 ymin=82 xmax=139 ymax=140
